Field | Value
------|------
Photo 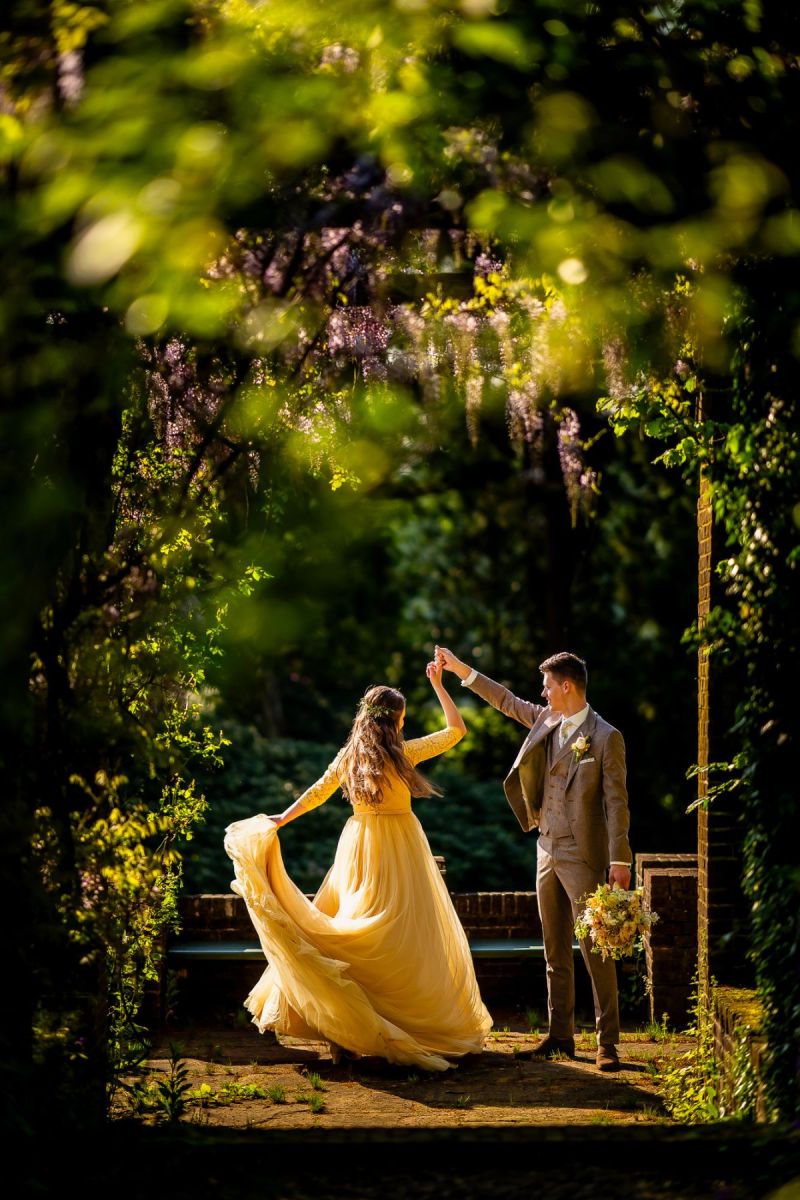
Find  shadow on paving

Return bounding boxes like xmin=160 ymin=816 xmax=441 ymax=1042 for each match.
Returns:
xmin=158 ymin=1031 xmax=320 ymax=1067
xmin=299 ymin=1049 xmax=659 ymax=1114
xmin=31 ymin=1126 xmax=800 ymax=1200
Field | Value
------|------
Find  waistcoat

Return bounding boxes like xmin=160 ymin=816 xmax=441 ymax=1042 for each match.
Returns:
xmin=539 ymin=731 xmax=573 ymax=838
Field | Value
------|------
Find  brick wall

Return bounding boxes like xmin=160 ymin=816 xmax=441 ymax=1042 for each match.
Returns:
xmin=177 ymin=892 xmax=247 ymax=939
xmin=171 ymin=890 xmax=566 ymax=1013
xmin=713 ymin=986 xmax=767 ymax=1120
xmin=451 ymin=892 xmax=542 ymax=940
xmin=176 ymin=889 xmax=543 ymax=942
xmin=635 ymin=852 xmax=697 ymax=890
xmin=173 ymin=856 xmax=704 ymax=1025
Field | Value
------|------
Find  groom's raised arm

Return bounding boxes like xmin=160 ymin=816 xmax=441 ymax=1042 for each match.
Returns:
xmin=436 ymin=646 xmax=543 ymax=729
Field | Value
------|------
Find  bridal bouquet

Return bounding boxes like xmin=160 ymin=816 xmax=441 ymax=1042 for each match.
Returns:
xmin=574 ymin=884 xmax=658 ymax=961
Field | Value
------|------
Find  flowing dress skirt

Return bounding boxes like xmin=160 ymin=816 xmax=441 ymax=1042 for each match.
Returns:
xmin=224 ymin=811 xmax=493 ymax=1072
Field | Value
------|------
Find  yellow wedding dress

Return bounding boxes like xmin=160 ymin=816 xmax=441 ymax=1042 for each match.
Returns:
xmin=224 ymin=726 xmax=493 ymax=1071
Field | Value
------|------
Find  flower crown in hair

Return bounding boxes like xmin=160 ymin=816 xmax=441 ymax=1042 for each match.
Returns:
xmin=359 ymin=699 xmax=394 ymax=719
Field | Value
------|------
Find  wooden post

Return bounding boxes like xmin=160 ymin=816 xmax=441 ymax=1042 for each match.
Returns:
xmin=696 ymin=393 xmax=751 ymax=998
xmin=696 ymin=389 xmax=712 ymax=998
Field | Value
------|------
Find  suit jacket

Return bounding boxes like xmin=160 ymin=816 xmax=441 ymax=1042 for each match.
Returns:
xmin=465 ymin=670 xmax=632 ymax=872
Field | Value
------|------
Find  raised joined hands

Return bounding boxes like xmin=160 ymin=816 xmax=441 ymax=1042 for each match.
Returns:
xmin=426 ymin=657 xmax=444 ymax=687
xmin=435 ymin=645 xmax=469 ymax=680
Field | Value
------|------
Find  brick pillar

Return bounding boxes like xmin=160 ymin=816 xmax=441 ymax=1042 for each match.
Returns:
xmin=643 ymin=866 xmax=699 ymax=1027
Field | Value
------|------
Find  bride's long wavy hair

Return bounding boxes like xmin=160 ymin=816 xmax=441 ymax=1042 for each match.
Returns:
xmin=337 ymin=685 xmax=441 ymax=808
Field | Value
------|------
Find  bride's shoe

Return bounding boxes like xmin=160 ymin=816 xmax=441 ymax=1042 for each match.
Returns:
xmin=328 ymin=1039 xmax=357 ymax=1065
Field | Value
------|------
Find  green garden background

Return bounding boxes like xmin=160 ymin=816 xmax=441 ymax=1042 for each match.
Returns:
xmin=2 ymin=0 xmax=798 ymax=1132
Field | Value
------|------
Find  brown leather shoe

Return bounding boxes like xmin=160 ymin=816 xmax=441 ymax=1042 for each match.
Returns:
xmin=596 ymin=1044 xmax=621 ymax=1071
xmin=516 ymin=1035 xmax=576 ymax=1061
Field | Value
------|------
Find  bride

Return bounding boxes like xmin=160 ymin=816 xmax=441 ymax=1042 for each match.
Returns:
xmin=224 ymin=657 xmax=492 ymax=1071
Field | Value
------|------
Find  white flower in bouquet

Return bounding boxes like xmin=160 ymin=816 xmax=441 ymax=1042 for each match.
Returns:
xmin=574 ymin=883 xmax=659 ymax=961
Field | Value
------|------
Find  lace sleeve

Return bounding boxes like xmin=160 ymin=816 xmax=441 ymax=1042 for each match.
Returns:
xmin=403 ymin=726 xmax=464 ymax=767
xmin=295 ymin=757 xmax=342 ymax=814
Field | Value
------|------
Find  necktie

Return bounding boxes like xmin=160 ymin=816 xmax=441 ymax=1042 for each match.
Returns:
xmin=559 ymin=719 xmax=573 ymax=749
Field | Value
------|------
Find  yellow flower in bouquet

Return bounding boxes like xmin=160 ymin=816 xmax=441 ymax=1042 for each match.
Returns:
xmin=574 ymin=883 xmax=658 ymax=961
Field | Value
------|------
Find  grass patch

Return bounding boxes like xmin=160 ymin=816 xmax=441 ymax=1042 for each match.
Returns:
xmin=637 ymin=1104 xmax=666 ymax=1122
xmin=187 ymin=1081 xmax=268 ymax=1107
xmin=525 ymin=1009 xmax=545 ymax=1032
xmin=633 ymin=1015 xmax=676 ymax=1045
xmin=266 ymin=1085 xmax=287 ymax=1104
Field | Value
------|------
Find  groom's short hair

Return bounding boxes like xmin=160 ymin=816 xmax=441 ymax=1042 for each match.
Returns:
xmin=539 ymin=652 xmax=588 ymax=691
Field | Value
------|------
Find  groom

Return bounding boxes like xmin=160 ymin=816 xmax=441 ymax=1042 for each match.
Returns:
xmin=436 ymin=647 xmax=632 ymax=1072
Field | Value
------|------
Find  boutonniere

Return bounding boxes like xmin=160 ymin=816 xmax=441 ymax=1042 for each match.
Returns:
xmin=571 ymin=734 xmax=591 ymax=761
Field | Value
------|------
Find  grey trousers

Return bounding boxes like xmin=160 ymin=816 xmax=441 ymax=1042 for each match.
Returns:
xmin=536 ymin=835 xmax=620 ymax=1046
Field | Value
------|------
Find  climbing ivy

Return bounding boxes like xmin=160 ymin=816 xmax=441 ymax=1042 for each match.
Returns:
xmin=601 ymin=271 xmax=800 ymax=1122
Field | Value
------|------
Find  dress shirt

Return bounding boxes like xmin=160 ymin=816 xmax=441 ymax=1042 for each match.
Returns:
xmin=558 ymin=703 xmax=590 ymax=747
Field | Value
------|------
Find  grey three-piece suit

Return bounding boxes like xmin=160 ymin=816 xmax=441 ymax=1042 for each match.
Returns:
xmin=464 ymin=670 xmax=632 ymax=1046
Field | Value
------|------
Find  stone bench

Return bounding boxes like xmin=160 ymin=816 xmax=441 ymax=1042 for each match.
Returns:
xmin=160 ymin=886 xmax=588 ymax=1020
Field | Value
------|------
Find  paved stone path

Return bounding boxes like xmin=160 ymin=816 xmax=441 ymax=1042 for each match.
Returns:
xmin=123 ymin=1024 xmax=685 ymax=1130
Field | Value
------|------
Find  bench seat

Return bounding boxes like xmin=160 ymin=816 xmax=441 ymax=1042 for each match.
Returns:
xmin=469 ymin=938 xmax=580 ymax=957
xmin=166 ymin=937 xmax=580 ymax=962
xmin=168 ymin=941 xmax=268 ymax=961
